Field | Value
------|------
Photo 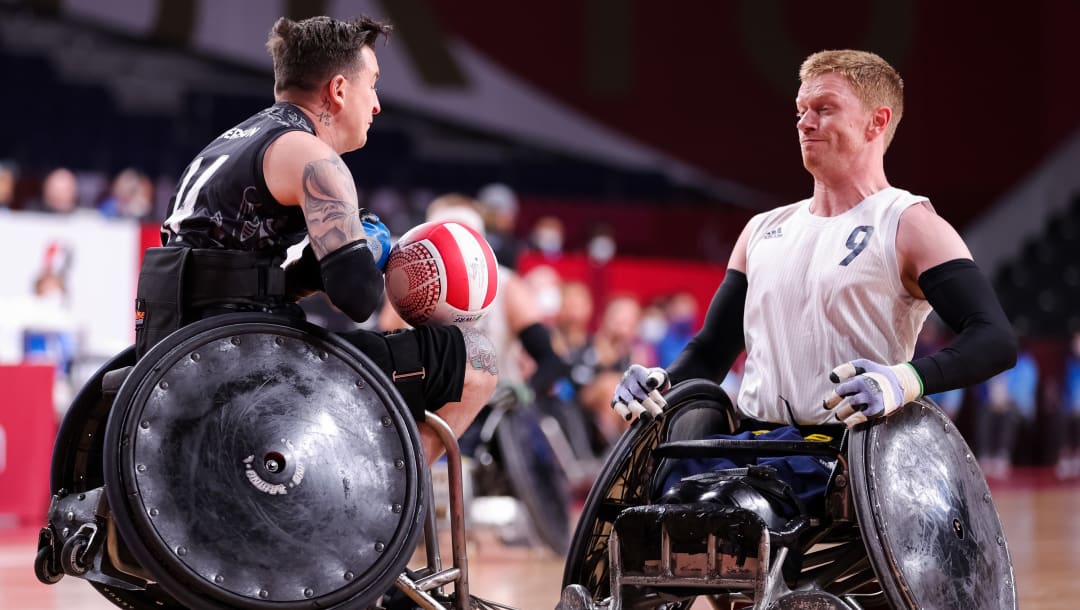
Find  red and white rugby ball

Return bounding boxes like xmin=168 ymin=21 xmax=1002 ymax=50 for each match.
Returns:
xmin=384 ymin=220 xmax=499 ymax=327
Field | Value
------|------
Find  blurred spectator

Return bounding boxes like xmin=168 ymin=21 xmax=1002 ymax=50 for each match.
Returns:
xmin=99 ymin=167 xmax=154 ymax=219
xmin=552 ymin=281 xmax=594 ymax=359
xmin=26 ymin=167 xmax=79 ymax=214
xmin=586 ymin=222 xmax=617 ymax=265
xmin=1058 ymin=331 xmax=1080 ymax=479
xmin=0 ymin=161 xmax=17 ymax=212
xmin=547 ymin=278 xmax=592 ymax=458
xmin=77 ymin=171 xmax=109 ymax=212
xmin=656 ymin=291 xmax=699 ymax=368
xmin=521 ymin=264 xmax=563 ymax=325
xmin=477 ymin=182 xmax=526 ymax=269
xmin=566 ymin=295 xmax=642 ymax=448
xmin=637 ymin=300 xmax=668 ymax=359
xmin=977 ymin=342 xmax=1039 ymax=479
xmin=529 ymin=215 xmax=565 ymax=262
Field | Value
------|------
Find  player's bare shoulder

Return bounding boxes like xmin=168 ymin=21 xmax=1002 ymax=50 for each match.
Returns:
xmin=897 ymin=201 xmax=969 ymax=257
xmin=263 ymin=129 xmax=338 ymax=207
xmin=897 ymin=199 xmax=972 ymax=294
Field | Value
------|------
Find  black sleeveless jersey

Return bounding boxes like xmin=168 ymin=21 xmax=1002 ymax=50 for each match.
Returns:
xmin=161 ymin=102 xmax=315 ymax=259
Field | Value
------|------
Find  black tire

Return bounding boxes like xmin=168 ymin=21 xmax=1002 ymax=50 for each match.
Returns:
xmin=60 ymin=534 xmax=90 ymax=576
xmin=496 ymin=407 xmax=571 ymax=556
xmin=34 ymin=545 xmax=63 ymax=584
xmin=50 ymin=347 xmax=135 ymax=494
xmin=561 ymin=380 xmax=731 ymax=600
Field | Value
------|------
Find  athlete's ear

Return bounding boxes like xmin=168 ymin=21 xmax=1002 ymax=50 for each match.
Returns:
xmin=327 ymin=74 xmax=348 ymax=110
xmin=868 ymin=106 xmax=891 ymax=140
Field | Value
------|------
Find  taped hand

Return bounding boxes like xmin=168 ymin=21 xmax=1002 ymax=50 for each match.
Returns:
xmin=612 ymin=364 xmax=671 ymax=422
xmin=823 ymin=358 xmax=922 ymax=427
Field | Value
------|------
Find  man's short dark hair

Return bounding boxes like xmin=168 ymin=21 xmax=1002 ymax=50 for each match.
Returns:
xmin=267 ymin=15 xmax=392 ymax=94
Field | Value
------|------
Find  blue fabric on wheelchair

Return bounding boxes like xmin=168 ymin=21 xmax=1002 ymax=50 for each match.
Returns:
xmin=660 ymin=426 xmax=833 ymax=507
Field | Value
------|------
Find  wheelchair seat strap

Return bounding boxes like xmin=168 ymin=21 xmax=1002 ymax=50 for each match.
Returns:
xmin=384 ymin=329 xmax=427 ymax=420
xmin=185 ymin=249 xmax=286 ymax=305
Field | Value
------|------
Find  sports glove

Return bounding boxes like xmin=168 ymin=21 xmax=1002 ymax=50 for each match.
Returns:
xmin=360 ymin=209 xmax=391 ymax=271
xmin=823 ymin=358 xmax=923 ymax=427
xmin=612 ymin=364 xmax=671 ymax=421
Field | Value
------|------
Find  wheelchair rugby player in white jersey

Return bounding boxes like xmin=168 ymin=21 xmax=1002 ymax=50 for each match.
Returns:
xmin=559 ymin=49 xmax=1019 ymax=610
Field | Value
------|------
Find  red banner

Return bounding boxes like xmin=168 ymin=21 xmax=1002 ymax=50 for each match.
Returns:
xmin=0 ymin=365 xmax=55 ymax=526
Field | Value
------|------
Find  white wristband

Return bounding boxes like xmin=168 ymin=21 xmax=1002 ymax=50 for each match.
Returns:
xmin=890 ymin=362 xmax=924 ymax=404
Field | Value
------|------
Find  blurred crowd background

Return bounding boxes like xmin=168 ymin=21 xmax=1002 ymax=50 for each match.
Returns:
xmin=2 ymin=0 xmax=1080 ymax=533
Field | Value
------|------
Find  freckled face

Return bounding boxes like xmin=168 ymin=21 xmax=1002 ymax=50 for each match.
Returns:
xmin=795 ymin=73 xmax=873 ymax=174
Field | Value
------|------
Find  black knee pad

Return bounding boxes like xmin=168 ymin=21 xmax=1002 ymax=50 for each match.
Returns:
xmin=660 ymin=465 xmax=804 ymax=531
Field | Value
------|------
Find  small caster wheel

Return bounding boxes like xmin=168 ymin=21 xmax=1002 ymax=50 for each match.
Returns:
xmin=60 ymin=533 xmax=91 ymax=576
xmin=34 ymin=544 xmax=64 ymax=584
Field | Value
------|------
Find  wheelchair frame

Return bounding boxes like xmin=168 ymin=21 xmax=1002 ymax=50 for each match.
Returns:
xmin=560 ymin=380 xmax=1017 ymax=610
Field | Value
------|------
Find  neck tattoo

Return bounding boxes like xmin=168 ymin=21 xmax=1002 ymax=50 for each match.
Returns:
xmin=318 ymin=99 xmax=331 ymax=127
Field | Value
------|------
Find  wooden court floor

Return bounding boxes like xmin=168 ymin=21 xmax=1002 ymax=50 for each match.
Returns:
xmin=2 ymin=470 xmax=1078 ymax=609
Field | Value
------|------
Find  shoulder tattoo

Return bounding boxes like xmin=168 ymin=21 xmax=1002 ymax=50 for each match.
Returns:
xmin=461 ymin=327 xmax=498 ymax=377
xmin=301 ymin=157 xmax=360 ymax=256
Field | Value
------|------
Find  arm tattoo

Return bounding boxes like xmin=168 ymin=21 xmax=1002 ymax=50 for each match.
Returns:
xmin=461 ymin=327 xmax=498 ymax=377
xmin=301 ymin=157 xmax=361 ymax=257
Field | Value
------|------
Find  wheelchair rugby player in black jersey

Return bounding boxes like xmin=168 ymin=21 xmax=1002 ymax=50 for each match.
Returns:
xmin=34 ymin=14 xmax=512 ymax=610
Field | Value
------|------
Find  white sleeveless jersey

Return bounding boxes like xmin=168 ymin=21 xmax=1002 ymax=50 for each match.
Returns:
xmin=476 ymin=265 xmax=524 ymax=386
xmin=737 ymin=187 xmax=933 ymax=424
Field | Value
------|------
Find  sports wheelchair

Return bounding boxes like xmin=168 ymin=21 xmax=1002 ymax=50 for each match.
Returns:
xmin=557 ymin=380 xmax=1017 ymax=610
xmin=33 ymin=313 xmax=513 ymax=609
xmin=456 ymin=384 xmax=573 ymax=556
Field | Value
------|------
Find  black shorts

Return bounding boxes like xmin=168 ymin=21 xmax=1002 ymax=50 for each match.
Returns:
xmin=339 ymin=325 xmax=466 ymax=421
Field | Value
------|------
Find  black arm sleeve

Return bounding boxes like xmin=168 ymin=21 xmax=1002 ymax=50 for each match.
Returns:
xmin=911 ymin=258 xmax=1018 ymax=395
xmin=667 ymin=269 xmax=747 ymax=385
xmin=518 ymin=322 xmax=570 ymax=394
xmin=319 ymin=238 xmax=384 ymax=323
xmin=284 ymin=244 xmax=322 ymax=299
